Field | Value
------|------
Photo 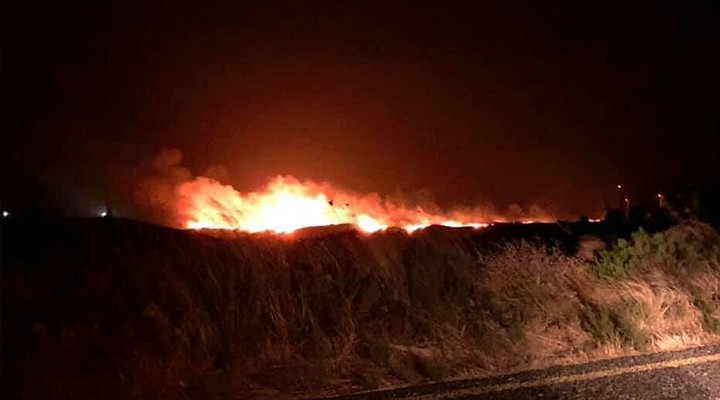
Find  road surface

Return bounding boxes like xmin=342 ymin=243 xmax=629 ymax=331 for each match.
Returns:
xmin=319 ymin=345 xmax=720 ymax=400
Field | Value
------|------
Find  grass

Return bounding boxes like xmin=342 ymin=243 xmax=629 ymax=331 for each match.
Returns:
xmin=2 ymin=219 xmax=719 ymax=399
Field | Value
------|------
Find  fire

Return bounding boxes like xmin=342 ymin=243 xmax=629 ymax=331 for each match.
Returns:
xmin=176 ymin=175 xmax=549 ymax=234
xmin=356 ymin=214 xmax=388 ymax=232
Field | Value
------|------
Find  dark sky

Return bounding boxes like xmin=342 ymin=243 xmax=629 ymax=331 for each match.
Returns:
xmin=3 ymin=0 xmax=719 ymax=217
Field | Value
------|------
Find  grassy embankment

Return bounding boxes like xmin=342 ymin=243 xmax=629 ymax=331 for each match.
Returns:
xmin=2 ymin=219 xmax=719 ymax=399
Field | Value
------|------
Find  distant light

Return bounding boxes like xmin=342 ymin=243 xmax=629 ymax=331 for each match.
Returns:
xmin=624 ymin=198 xmax=629 ymax=203
xmin=2 ymin=211 xmax=8 ymax=218
xmin=657 ymin=193 xmax=663 ymax=198
xmin=617 ymin=184 xmax=622 ymax=189
xmin=100 ymin=211 xmax=107 ymax=217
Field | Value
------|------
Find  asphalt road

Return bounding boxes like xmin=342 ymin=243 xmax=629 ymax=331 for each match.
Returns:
xmin=319 ymin=345 xmax=720 ymax=400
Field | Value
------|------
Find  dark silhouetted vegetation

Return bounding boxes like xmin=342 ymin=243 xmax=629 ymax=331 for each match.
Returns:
xmin=2 ymin=218 xmax=718 ymax=399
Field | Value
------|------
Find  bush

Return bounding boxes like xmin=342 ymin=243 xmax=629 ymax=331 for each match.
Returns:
xmin=594 ymin=222 xmax=720 ymax=279
xmin=592 ymin=222 xmax=720 ymax=339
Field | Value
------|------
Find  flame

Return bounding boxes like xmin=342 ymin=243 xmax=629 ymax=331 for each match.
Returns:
xmin=176 ymin=175 xmax=551 ymax=234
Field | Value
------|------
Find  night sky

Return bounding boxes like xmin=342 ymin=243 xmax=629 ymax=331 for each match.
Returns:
xmin=3 ymin=1 xmax=718 ymax=218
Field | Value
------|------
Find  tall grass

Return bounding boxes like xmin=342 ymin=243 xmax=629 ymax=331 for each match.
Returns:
xmin=2 ymin=220 xmax=719 ymax=399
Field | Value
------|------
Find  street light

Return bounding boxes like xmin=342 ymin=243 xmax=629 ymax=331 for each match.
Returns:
xmin=2 ymin=211 xmax=8 ymax=218
xmin=657 ymin=193 xmax=664 ymax=208
xmin=623 ymin=197 xmax=630 ymax=218
xmin=616 ymin=184 xmax=625 ymax=209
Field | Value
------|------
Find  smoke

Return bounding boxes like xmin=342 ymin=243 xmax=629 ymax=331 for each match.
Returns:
xmin=135 ymin=148 xmax=192 ymax=225
xmin=136 ymin=148 xmax=560 ymax=231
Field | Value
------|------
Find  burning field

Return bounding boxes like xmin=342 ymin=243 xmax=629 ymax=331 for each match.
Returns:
xmin=138 ymin=149 xmax=558 ymax=235
xmin=2 ymin=152 xmax=715 ymax=400
xmin=177 ymin=175 xmax=497 ymax=233
xmin=5 ymin=0 xmax=717 ymax=397
xmin=1 ymin=145 xmax=714 ymax=400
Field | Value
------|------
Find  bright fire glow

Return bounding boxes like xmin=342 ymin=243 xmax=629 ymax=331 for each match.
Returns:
xmin=176 ymin=175 xmax=551 ymax=234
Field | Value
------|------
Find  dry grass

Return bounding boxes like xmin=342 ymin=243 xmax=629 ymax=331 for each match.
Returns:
xmin=2 ymin=220 xmax=719 ymax=399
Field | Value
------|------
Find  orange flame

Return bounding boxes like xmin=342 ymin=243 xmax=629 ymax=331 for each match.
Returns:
xmin=176 ymin=175 xmax=553 ymax=234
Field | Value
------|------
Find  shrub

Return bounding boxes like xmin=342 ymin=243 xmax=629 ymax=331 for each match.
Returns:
xmin=594 ymin=222 xmax=720 ymax=279
xmin=591 ymin=222 xmax=720 ymax=344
